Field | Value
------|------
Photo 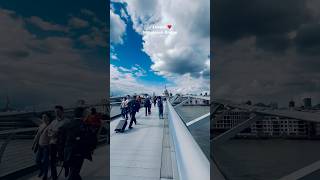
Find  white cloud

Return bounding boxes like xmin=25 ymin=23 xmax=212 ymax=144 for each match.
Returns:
xmin=110 ymin=64 xmax=162 ymax=96
xmin=78 ymin=27 xmax=107 ymax=47
xmin=111 ymin=51 xmax=119 ymax=60
xmin=68 ymin=17 xmax=89 ymax=29
xmin=110 ymin=9 xmax=126 ymax=44
xmin=167 ymin=74 xmax=210 ymax=95
xmin=114 ymin=0 xmax=210 ymax=93
xmin=27 ymin=16 xmax=68 ymax=32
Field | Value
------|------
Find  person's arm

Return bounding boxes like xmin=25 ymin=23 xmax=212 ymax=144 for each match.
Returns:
xmin=31 ymin=127 xmax=41 ymax=150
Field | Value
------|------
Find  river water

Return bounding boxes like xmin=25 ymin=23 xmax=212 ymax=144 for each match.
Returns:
xmin=214 ymin=139 xmax=320 ymax=180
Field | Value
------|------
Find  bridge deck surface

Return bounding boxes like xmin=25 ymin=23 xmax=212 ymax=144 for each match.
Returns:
xmin=110 ymin=105 xmax=168 ymax=180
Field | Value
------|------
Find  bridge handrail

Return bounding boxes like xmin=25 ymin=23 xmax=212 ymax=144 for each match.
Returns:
xmin=166 ymin=99 xmax=210 ymax=180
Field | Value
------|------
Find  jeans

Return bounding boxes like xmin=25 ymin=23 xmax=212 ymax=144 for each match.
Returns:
xmin=145 ymin=106 xmax=151 ymax=116
xmin=36 ymin=145 xmax=49 ymax=178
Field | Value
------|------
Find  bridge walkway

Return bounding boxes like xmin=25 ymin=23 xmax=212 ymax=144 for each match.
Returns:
xmin=110 ymin=104 xmax=178 ymax=180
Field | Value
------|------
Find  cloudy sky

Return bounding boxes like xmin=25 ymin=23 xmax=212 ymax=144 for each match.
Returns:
xmin=0 ymin=1 xmax=107 ymax=110
xmin=213 ymin=0 xmax=320 ymax=107
xmin=110 ymin=0 xmax=210 ymax=96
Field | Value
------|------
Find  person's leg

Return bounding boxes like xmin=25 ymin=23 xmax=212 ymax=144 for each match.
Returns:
xmin=64 ymin=160 xmax=70 ymax=178
xmin=75 ymin=157 xmax=84 ymax=180
xmin=36 ymin=147 xmax=44 ymax=177
xmin=50 ymin=144 xmax=58 ymax=180
xmin=129 ymin=112 xmax=134 ymax=128
xmin=68 ymin=156 xmax=84 ymax=180
xmin=125 ymin=108 xmax=128 ymax=120
xmin=42 ymin=146 xmax=49 ymax=180
xmin=133 ymin=112 xmax=137 ymax=124
xmin=161 ymin=108 xmax=164 ymax=118
xmin=145 ymin=107 xmax=147 ymax=116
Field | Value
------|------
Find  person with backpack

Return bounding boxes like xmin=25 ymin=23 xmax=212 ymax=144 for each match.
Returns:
xmin=144 ymin=96 xmax=151 ymax=116
xmin=157 ymin=96 xmax=164 ymax=119
xmin=153 ymin=97 xmax=157 ymax=107
xmin=128 ymin=95 xmax=140 ymax=129
xmin=47 ymin=105 xmax=70 ymax=180
xmin=84 ymin=108 xmax=102 ymax=127
xmin=64 ymin=106 xmax=95 ymax=180
xmin=32 ymin=113 xmax=51 ymax=180
xmin=84 ymin=107 xmax=103 ymax=140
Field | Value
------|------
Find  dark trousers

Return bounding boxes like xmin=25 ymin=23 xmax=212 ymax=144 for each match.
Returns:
xmin=68 ymin=155 xmax=84 ymax=180
xmin=145 ymin=106 xmax=151 ymax=116
xmin=159 ymin=107 xmax=164 ymax=118
xmin=129 ymin=111 xmax=136 ymax=127
xmin=36 ymin=145 xmax=49 ymax=178
xmin=49 ymin=144 xmax=58 ymax=180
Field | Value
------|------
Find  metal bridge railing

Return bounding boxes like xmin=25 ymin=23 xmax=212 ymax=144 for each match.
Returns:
xmin=166 ymin=99 xmax=210 ymax=180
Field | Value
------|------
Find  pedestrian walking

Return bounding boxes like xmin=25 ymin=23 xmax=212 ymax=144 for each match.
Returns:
xmin=32 ymin=113 xmax=51 ymax=180
xmin=144 ymin=96 xmax=151 ymax=116
xmin=120 ymin=97 xmax=128 ymax=120
xmin=153 ymin=97 xmax=157 ymax=107
xmin=128 ymin=96 xmax=140 ymax=128
xmin=157 ymin=97 xmax=164 ymax=119
xmin=64 ymin=107 xmax=97 ymax=180
xmin=47 ymin=105 xmax=70 ymax=180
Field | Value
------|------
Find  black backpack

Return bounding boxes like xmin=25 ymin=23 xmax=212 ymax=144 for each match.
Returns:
xmin=128 ymin=100 xmax=138 ymax=112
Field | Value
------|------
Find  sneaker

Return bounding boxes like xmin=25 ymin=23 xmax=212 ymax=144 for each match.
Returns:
xmin=129 ymin=127 xmax=133 ymax=129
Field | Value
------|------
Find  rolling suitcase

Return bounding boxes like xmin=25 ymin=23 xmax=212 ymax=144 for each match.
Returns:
xmin=115 ymin=120 xmax=127 ymax=133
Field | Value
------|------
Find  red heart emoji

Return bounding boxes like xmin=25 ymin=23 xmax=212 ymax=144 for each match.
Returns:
xmin=167 ymin=24 xmax=172 ymax=29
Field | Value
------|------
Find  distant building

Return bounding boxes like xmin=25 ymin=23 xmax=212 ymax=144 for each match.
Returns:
xmin=185 ymin=98 xmax=209 ymax=105
xmin=1 ymin=95 xmax=15 ymax=112
xmin=163 ymin=86 xmax=169 ymax=97
xmin=213 ymin=109 xmax=312 ymax=138
xmin=303 ymin=98 xmax=312 ymax=109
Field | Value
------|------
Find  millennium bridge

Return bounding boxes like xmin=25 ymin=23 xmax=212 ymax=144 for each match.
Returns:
xmin=0 ymin=95 xmax=210 ymax=180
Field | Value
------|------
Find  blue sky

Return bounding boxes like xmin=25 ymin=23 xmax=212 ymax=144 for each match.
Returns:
xmin=110 ymin=4 xmax=168 ymax=87
xmin=110 ymin=0 xmax=210 ymax=96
